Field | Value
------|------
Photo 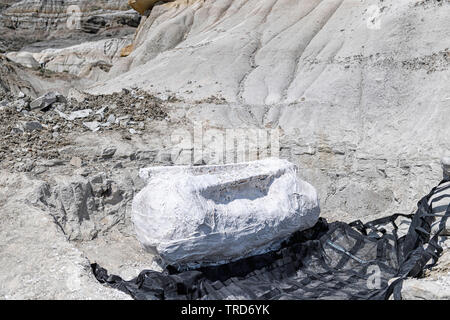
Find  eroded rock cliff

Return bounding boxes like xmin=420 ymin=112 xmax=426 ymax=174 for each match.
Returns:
xmin=0 ymin=0 xmax=140 ymax=51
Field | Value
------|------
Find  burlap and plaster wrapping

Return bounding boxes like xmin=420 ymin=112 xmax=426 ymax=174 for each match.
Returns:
xmin=132 ymin=158 xmax=320 ymax=268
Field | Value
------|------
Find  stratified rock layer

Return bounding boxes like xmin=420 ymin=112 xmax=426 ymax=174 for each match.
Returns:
xmin=0 ymin=0 xmax=140 ymax=51
xmin=1 ymin=0 xmax=138 ymax=33
xmin=7 ymin=37 xmax=133 ymax=80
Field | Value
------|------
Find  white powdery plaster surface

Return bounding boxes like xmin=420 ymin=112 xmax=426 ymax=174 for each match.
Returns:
xmin=132 ymin=158 xmax=320 ymax=268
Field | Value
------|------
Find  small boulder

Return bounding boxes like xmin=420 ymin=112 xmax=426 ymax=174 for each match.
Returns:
xmin=101 ymin=147 xmax=117 ymax=159
xmin=67 ymin=88 xmax=87 ymax=103
xmin=20 ymin=121 xmax=43 ymax=132
xmin=83 ymin=121 xmax=100 ymax=132
xmin=30 ymin=92 xmax=66 ymax=111
xmin=70 ymin=157 xmax=82 ymax=168
xmin=6 ymin=51 xmax=39 ymax=69
xmin=68 ymin=109 xmax=92 ymax=120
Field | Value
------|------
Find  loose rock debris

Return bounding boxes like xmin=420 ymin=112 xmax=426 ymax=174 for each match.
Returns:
xmin=0 ymin=89 xmax=168 ymax=168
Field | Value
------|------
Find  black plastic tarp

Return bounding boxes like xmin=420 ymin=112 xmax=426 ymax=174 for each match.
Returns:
xmin=92 ymin=179 xmax=450 ymax=300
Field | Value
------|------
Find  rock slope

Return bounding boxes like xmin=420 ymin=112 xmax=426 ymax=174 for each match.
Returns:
xmin=0 ymin=172 xmax=131 ymax=299
xmin=0 ymin=0 xmax=449 ymax=300
xmin=88 ymin=0 xmax=450 ymax=223
xmin=95 ymin=0 xmax=450 ymax=103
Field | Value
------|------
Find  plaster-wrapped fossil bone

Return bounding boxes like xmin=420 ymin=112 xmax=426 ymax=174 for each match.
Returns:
xmin=128 ymin=0 xmax=172 ymax=15
xmin=132 ymin=158 xmax=320 ymax=268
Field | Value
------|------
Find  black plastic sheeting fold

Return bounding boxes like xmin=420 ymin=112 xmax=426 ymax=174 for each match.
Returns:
xmin=92 ymin=179 xmax=450 ymax=300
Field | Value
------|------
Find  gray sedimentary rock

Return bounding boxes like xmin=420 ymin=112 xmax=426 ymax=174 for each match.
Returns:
xmin=67 ymin=88 xmax=87 ymax=103
xmin=402 ymin=277 xmax=450 ymax=300
xmin=30 ymin=91 xmax=65 ymax=110
xmin=5 ymin=51 xmax=39 ymax=69
xmin=0 ymin=172 xmax=131 ymax=299
xmin=83 ymin=121 xmax=100 ymax=132
xmin=12 ymin=37 xmax=134 ymax=79
xmin=0 ymin=0 xmax=140 ymax=54
xmin=0 ymin=55 xmax=40 ymax=96
xmin=57 ymin=109 xmax=92 ymax=121
xmin=1 ymin=0 xmax=139 ymax=34
xmin=402 ymin=237 xmax=450 ymax=300
xmin=0 ymin=0 xmax=448 ymax=300
xmin=101 ymin=147 xmax=117 ymax=159
xmin=132 ymin=158 xmax=320 ymax=267
xmin=69 ymin=157 xmax=82 ymax=168
xmin=86 ymin=0 xmax=449 ymax=224
xmin=39 ymin=172 xmax=135 ymax=242
xmin=94 ymin=0 xmax=450 ymax=105
xmin=20 ymin=120 xmax=43 ymax=132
